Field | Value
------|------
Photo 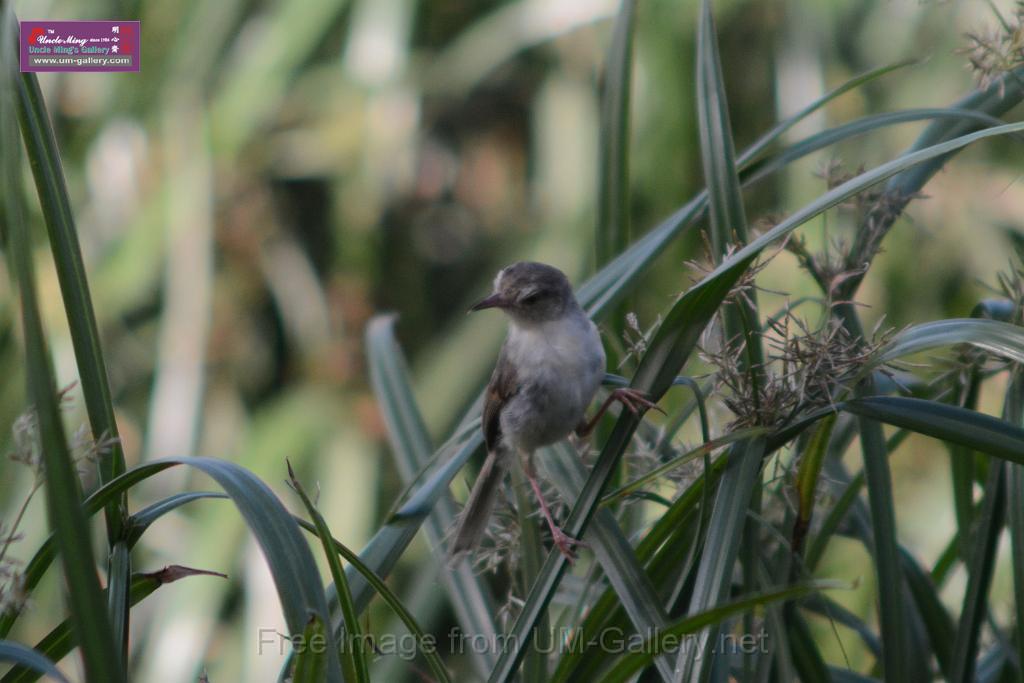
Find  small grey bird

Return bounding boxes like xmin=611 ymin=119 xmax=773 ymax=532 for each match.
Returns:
xmin=450 ymin=261 xmax=659 ymax=560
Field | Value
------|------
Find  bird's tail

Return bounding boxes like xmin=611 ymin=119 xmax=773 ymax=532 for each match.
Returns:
xmin=450 ymin=448 xmax=510 ymax=559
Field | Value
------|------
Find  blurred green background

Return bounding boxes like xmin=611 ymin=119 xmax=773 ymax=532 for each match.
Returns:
xmin=1 ymin=0 xmax=1023 ymax=680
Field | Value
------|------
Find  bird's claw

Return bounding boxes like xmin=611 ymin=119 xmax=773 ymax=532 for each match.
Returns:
xmin=550 ymin=526 xmax=587 ymax=564
xmin=610 ymin=388 xmax=665 ymax=416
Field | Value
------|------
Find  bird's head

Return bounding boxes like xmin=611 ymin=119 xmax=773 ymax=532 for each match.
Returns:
xmin=470 ymin=261 xmax=576 ymax=324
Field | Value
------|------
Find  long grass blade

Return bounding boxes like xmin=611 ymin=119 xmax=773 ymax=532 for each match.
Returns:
xmin=793 ymin=414 xmax=836 ymax=558
xmin=692 ymin=120 xmax=1024 ymax=295
xmin=739 ymin=59 xmax=917 ymax=165
xmin=549 ymin=457 xmax=727 ymax=682
xmin=1005 ymin=369 xmax=1024 ymax=683
xmin=679 ymin=5 xmax=768 ymax=679
xmin=1 ymin=16 xmax=124 ymax=678
xmin=578 ymin=61 xmax=917 ymax=319
xmin=14 ymin=53 xmax=127 ymax=544
xmin=743 ymin=108 xmax=1012 ymax=186
xmin=291 ymin=517 xmax=452 ymax=683
xmin=542 ymin=444 xmax=675 ymax=681
xmin=844 ymin=397 xmax=1024 ymax=464
xmin=868 ymin=318 xmax=1024 ymax=370
xmin=601 ymin=580 xmax=847 ymax=683
xmin=106 ymin=542 xmax=131 ymax=668
xmin=290 ymin=614 xmax=328 ymax=683
xmin=596 ymin=0 xmax=636 ymax=265
xmin=675 ymin=437 xmax=766 ymax=679
xmin=900 ymin=547 xmax=955 ymax=678
xmin=365 ymin=316 xmax=498 ymax=674
xmin=287 ymin=463 xmax=365 ymax=683
xmin=949 ymin=463 xmax=1006 ymax=682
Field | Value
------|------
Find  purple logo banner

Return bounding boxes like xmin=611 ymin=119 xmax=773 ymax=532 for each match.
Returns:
xmin=20 ymin=20 xmax=139 ymax=73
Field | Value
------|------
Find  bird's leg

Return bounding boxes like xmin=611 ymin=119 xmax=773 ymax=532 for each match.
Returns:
xmin=523 ymin=453 xmax=583 ymax=562
xmin=576 ymin=387 xmax=664 ymax=438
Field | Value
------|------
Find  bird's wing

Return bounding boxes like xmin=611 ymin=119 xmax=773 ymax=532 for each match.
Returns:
xmin=482 ymin=343 xmax=517 ymax=452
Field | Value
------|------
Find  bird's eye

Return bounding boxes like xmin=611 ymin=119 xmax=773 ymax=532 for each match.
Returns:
xmin=522 ymin=292 xmax=541 ymax=305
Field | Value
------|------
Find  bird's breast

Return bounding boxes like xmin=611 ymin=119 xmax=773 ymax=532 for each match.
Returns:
xmin=501 ymin=315 xmax=605 ymax=451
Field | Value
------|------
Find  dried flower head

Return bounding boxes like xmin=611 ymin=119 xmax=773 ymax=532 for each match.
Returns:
xmin=702 ymin=310 xmax=891 ymax=429
xmin=618 ymin=311 xmax=662 ymax=369
xmin=472 ymin=487 xmax=521 ymax=577
xmin=960 ymin=3 xmax=1024 ymax=98
xmin=788 ymin=160 xmax=920 ymax=299
xmin=686 ymin=232 xmax=788 ymax=312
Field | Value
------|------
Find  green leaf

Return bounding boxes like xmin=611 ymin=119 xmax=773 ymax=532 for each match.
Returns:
xmin=675 ymin=436 xmax=767 ymax=679
xmin=693 ymin=0 xmax=763 ymax=391
xmin=509 ymin=465 xmax=550 ymax=683
xmin=125 ymin=492 xmax=229 ymax=548
xmin=1 ymin=16 xmax=124 ymax=678
xmin=0 ymin=456 xmax=341 ymax=680
xmin=805 ymin=467 xmax=864 ymax=571
xmin=549 ymin=457 xmax=727 ymax=682
xmin=738 ymin=59 xmax=917 ymax=165
xmin=600 ymin=581 xmax=847 ymax=683
xmin=0 ymin=463 xmax=180 ymax=639
xmin=793 ymin=414 xmax=836 ymax=556
xmin=868 ymin=318 xmax=1024 ymax=370
xmin=802 ymin=594 xmax=882 ymax=661
xmin=541 ymin=444 xmax=675 ymax=681
xmin=596 ymin=0 xmax=636 ymax=265
xmin=887 ymin=64 xmax=1024 ymax=198
xmin=0 ymin=642 xmax=69 ymax=683
xmin=692 ymin=119 xmax=1024 ymax=299
xmin=696 ymin=0 xmax=748 ymax=253
xmin=599 ymin=427 xmax=764 ymax=504
xmin=900 ymin=547 xmax=955 ymax=678
xmin=171 ymin=458 xmax=339 ymax=682
xmin=106 ymin=542 xmax=131 ymax=668
xmin=290 ymin=614 xmax=329 ymax=683
xmin=844 ymin=397 xmax=1024 ymax=464
xmin=949 ymin=464 xmax=1006 ymax=682
xmin=14 ymin=44 xmax=128 ymax=546
xmin=849 ymin=363 xmax=921 ymax=682
xmin=290 ymin=517 xmax=452 ymax=683
xmin=287 ymin=463 xmax=363 ymax=683
xmin=786 ymin=608 xmax=831 ymax=683
xmin=577 ymin=61 xmax=915 ymax=320
xmin=743 ymin=108 xmax=1013 ymax=186
xmin=365 ymin=316 xmax=497 ymax=674
xmin=2 ymin=567 xmax=226 ymax=683
xmin=1005 ymin=369 xmax=1024 ymax=683
xmin=344 ymin=430 xmax=484 ymax=615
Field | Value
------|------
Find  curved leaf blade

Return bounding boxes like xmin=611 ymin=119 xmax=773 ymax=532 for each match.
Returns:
xmin=844 ymin=397 xmax=1024 ymax=464
xmin=0 ymin=642 xmax=69 ymax=683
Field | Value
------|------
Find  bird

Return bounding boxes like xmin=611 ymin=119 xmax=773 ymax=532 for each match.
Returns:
xmin=450 ymin=261 xmax=660 ymax=561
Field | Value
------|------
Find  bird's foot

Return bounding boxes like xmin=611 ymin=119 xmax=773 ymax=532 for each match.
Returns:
xmin=549 ymin=525 xmax=587 ymax=563
xmin=611 ymin=387 xmax=665 ymax=416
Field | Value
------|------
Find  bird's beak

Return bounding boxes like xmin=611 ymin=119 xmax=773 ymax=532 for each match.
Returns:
xmin=469 ymin=293 xmax=507 ymax=312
